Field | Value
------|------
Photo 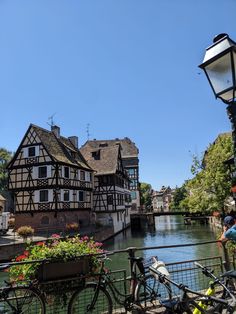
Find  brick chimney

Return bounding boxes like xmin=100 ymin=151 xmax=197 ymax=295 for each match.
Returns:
xmin=51 ymin=125 xmax=60 ymax=138
xmin=68 ymin=136 xmax=79 ymax=148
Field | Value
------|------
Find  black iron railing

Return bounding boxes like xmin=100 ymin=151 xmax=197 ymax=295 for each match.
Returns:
xmin=0 ymin=240 xmax=234 ymax=313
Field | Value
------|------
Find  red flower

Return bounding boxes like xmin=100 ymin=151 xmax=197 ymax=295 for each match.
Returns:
xmin=15 ymin=255 xmax=27 ymax=262
xmin=36 ymin=242 xmax=44 ymax=246
xmin=18 ymin=275 xmax=25 ymax=281
xmin=23 ymin=250 xmax=29 ymax=256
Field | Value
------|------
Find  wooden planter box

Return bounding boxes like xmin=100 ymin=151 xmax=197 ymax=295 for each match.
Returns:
xmin=37 ymin=258 xmax=90 ymax=282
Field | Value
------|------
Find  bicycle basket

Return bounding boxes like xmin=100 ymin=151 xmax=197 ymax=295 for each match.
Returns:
xmin=150 ymin=260 xmax=170 ymax=279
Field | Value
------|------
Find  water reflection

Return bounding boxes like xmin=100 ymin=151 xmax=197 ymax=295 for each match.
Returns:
xmin=104 ymin=215 xmax=222 ymax=270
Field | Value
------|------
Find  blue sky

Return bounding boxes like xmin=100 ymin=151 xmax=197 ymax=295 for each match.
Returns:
xmin=0 ymin=0 xmax=235 ymax=190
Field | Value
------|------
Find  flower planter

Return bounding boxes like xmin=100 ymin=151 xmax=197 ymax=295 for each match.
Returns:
xmin=36 ymin=258 xmax=90 ymax=282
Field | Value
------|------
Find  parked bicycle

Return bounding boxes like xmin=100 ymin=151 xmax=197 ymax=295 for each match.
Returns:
xmin=149 ymin=258 xmax=236 ymax=313
xmin=0 ymin=264 xmax=45 ymax=314
xmin=68 ymin=251 xmax=164 ymax=313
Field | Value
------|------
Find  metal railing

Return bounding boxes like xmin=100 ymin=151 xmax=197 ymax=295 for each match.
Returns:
xmin=0 ymin=240 xmax=234 ymax=313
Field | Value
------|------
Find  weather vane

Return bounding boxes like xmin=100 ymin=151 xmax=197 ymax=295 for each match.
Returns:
xmin=47 ymin=113 xmax=56 ymax=127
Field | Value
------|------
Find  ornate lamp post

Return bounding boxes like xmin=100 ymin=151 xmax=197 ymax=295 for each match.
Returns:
xmin=199 ymin=33 xmax=236 ymax=199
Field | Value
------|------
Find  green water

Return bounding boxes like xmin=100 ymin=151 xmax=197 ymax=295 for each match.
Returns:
xmin=103 ymin=215 xmax=222 ymax=271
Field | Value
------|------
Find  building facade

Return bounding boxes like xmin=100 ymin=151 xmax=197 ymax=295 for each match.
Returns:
xmin=81 ymin=138 xmax=140 ymax=211
xmin=80 ymin=143 xmax=132 ymax=234
xmin=7 ymin=124 xmax=93 ymax=232
xmin=152 ymin=186 xmax=173 ymax=212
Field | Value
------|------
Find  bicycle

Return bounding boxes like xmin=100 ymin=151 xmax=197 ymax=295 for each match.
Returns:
xmin=149 ymin=259 xmax=236 ymax=313
xmin=0 ymin=263 xmax=45 ymax=314
xmin=68 ymin=251 xmax=166 ymax=313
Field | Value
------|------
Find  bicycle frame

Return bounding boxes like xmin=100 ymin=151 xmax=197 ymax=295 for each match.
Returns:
xmin=86 ymin=253 xmax=147 ymax=311
xmin=149 ymin=265 xmax=236 ymax=313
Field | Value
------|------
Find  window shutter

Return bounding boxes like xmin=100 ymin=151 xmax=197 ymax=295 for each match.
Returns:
xmin=47 ymin=166 xmax=51 ymax=177
xmin=35 ymin=146 xmax=40 ymax=156
xmin=48 ymin=190 xmax=53 ymax=202
xmin=34 ymin=191 xmax=39 ymax=203
xmin=32 ymin=167 xmax=38 ymax=179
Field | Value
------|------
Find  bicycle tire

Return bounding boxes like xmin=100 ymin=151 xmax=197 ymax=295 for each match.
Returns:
xmin=68 ymin=283 xmax=113 ymax=314
xmin=135 ymin=273 xmax=172 ymax=310
xmin=0 ymin=286 xmax=45 ymax=314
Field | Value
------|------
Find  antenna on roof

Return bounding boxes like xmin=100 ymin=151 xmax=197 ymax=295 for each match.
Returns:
xmin=47 ymin=113 xmax=56 ymax=127
xmin=86 ymin=123 xmax=91 ymax=141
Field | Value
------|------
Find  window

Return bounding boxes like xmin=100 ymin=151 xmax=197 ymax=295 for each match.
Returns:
xmin=39 ymin=190 xmax=48 ymax=202
xmin=80 ymin=170 xmax=85 ymax=181
xmin=38 ymin=166 xmax=47 ymax=178
xmin=78 ymin=191 xmax=85 ymax=202
xmin=107 ymin=194 xmax=113 ymax=205
xmin=64 ymin=167 xmax=69 ymax=178
xmin=28 ymin=147 xmax=36 ymax=157
xmin=63 ymin=190 xmax=70 ymax=202
xmin=131 ymin=191 xmax=137 ymax=200
xmin=128 ymin=168 xmax=135 ymax=176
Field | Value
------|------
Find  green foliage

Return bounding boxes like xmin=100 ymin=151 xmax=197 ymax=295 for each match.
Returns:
xmin=180 ymin=134 xmax=233 ymax=213
xmin=170 ymin=184 xmax=187 ymax=210
xmin=140 ymin=182 xmax=152 ymax=207
xmin=9 ymin=235 xmax=103 ymax=282
xmin=0 ymin=148 xmax=12 ymax=192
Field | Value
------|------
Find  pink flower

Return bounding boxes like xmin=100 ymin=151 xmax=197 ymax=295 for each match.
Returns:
xmin=51 ymin=234 xmax=60 ymax=239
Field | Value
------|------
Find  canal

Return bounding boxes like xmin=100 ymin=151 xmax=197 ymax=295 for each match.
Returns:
xmin=103 ymin=215 xmax=222 ymax=271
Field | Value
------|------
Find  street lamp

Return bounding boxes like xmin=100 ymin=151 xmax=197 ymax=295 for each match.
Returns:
xmin=199 ymin=33 xmax=236 ymax=199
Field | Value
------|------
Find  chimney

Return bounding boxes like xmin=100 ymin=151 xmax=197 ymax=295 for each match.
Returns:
xmin=68 ymin=136 xmax=79 ymax=148
xmin=51 ymin=125 xmax=60 ymax=138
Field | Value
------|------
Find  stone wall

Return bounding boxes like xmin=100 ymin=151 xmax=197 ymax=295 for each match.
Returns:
xmin=14 ymin=210 xmax=91 ymax=232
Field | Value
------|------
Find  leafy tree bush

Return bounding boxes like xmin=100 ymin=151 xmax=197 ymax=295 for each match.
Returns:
xmin=180 ymin=133 xmax=233 ymax=213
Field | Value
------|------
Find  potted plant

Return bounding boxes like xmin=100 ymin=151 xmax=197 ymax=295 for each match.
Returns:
xmin=9 ymin=235 xmax=103 ymax=282
xmin=16 ymin=225 xmax=34 ymax=241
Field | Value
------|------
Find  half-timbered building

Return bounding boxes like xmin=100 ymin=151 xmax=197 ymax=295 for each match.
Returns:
xmin=7 ymin=124 xmax=93 ymax=232
xmin=80 ymin=143 xmax=131 ymax=234
xmin=81 ymin=138 xmax=140 ymax=211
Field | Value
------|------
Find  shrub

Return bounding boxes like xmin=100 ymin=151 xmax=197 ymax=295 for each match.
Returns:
xmin=16 ymin=226 xmax=34 ymax=238
xmin=9 ymin=235 xmax=103 ymax=282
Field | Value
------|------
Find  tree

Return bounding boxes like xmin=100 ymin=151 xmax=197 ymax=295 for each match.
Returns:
xmin=140 ymin=182 xmax=152 ymax=208
xmin=170 ymin=184 xmax=187 ymax=210
xmin=0 ymin=148 xmax=12 ymax=192
xmin=180 ymin=133 xmax=233 ymax=213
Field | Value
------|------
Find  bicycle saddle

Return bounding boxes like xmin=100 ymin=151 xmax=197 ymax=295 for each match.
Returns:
xmin=222 ymin=270 xmax=236 ymax=279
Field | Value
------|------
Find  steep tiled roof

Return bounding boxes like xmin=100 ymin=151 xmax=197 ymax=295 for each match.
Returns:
xmin=80 ymin=145 xmax=120 ymax=175
xmin=32 ymin=125 xmax=91 ymax=170
xmin=81 ymin=138 xmax=138 ymax=158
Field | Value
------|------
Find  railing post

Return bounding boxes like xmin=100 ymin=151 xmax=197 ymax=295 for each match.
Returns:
xmin=221 ymin=241 xmax=231 ymax=271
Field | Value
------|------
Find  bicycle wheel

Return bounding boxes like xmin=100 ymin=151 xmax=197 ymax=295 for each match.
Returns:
xmin=135 ymin=274 xmax=172 ymax=310
xmin=68 ymin=283 xmax=112 ymax=314
xmin=0 ymin=286 xmax=45 ymax=314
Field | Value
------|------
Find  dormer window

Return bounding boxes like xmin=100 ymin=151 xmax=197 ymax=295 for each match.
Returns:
xmin=91 ymin=150 xmax=100 ymax=160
